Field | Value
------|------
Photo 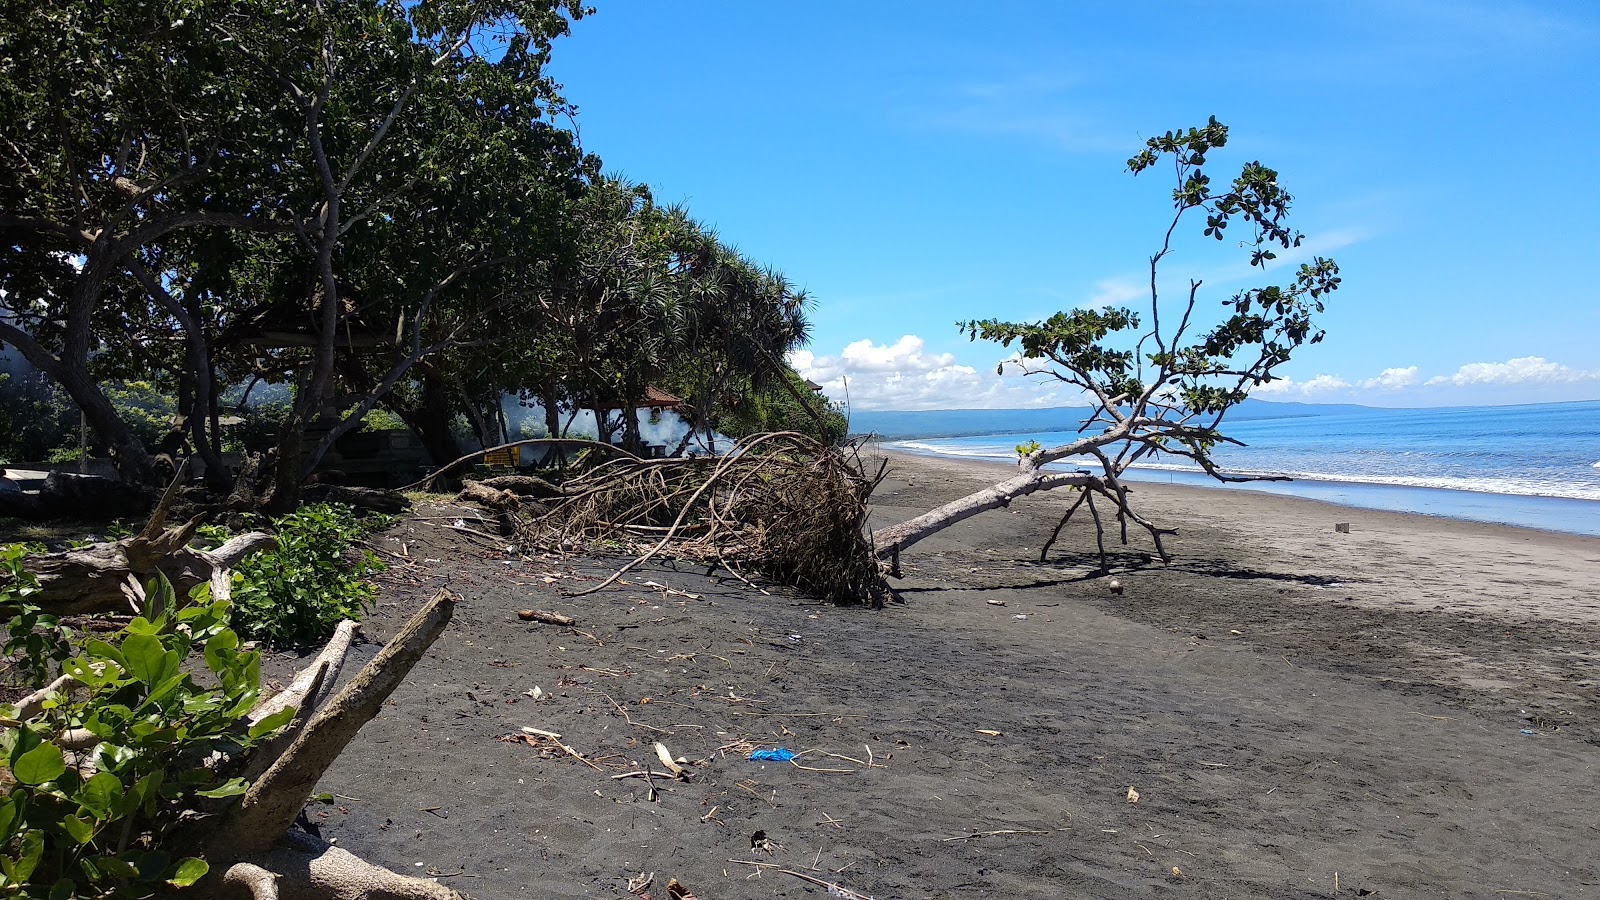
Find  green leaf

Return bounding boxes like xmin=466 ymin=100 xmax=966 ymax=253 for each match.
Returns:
xmin=122 ymin=632 xmax=177 ymax=685
xmin=49 ymin=878 xmax=75 ymax=900
xmin=194 ymin=777 xmax=248 ymax=799
xmin=13 ymin=741 xmax=65 ymax=785
xmin=167 ymin=858 xmax=209 ymax=888
xmin=11 ymin=829 xmax=43 ymax=882
xmin=79 ymin=771 xmax=125 ymax=817
xmin=138 ymin=849 xmax=171 ymax=881
xmin=0 ymin=795 xmax=17 ymax=839
xmin=203 ymin=629 xmax=239 ymax=673
xmin=83 ymin=638 xmax=126 ymax=666
xmin=247 ymin=704 xmax=297 ymax=739
xmin=62 ymin=813 xmax=94 ymax=844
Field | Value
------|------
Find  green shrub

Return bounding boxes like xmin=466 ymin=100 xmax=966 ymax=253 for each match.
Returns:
xmin=210 ymin=504 xmax=385 ymax=647
xmin=0 ymin=569 xmax=290 ymax=897
xmin=1 ymin=543 xmax=72 ymax=691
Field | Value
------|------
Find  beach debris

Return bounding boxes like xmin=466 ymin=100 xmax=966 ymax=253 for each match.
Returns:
xmin=1108 ymin=578 xmax=1124 ymax=595
xmin=627 ymin=871 xmax=655 ymax=895
xmin=986 ymin=598 xmax=1007 ymax=606
xmin=1171 ymin=866 xmax=1184 ymax=879
xmin=751 ymin=830 xmax=780 ymax=853
xmin=750 ymin=748 xmax=798 ymax=762
xmin=1335 ymin=522 xmax=1351 ymax=533
xmin=666 ymin=879 xmax=697 ymax=900
xmin=515 ymin=433 xmax=889 ymax=606
xmin=941 ymin=829 xmax=1052 ymax=842
xmin=520 ymin=726 xmax=562 ymax=740
xmin=525 ymin=685 xmax=546 ymax=700
xmin=641 ymin=579 xmax=704 ymax=601
xmin=724 ymin=863 xmax=874 ymax=900
xmin=1126 ymin=786 xmax=1141 ymax=804
xmin=518 ymin=608 xmax=576 ymax=626
xmin=655 ymin=741 xmax=690 ymax=779
xmin=1230 ymin=629 xmax=1243 ymax=635
xmin=1519 ymin=728 xmax=1536 ymax=736
xmin=1012 ymin=614 xmax=1028 ymax=620
xmin=976 ymin=729 xmax=1003 ymax=736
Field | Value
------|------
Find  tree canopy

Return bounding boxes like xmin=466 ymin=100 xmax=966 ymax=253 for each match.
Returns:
xmin=0 ymin=0 xmax=831 ymax=502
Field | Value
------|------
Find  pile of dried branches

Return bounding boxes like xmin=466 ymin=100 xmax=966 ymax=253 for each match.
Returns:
xmin=515 ymin=433 xmax=890 ymax=605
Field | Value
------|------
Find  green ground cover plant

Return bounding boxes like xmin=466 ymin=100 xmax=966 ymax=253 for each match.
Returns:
xmin=203 ymin=504 xmax=386 ymax=647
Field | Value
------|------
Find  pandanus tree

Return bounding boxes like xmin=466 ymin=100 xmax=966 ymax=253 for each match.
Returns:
xmin=873 ymin=119 xmax=1342 ymax=565
xmin=662 ymin=223 xmax=819 ymax=454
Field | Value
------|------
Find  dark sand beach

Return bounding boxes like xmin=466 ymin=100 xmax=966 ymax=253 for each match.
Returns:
xmin=288 ymin=450 xmax=1600 ymax=898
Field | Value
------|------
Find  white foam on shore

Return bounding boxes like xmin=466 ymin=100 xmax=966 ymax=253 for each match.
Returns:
xmin=886 ymin=441 xmax=1600 ymax=503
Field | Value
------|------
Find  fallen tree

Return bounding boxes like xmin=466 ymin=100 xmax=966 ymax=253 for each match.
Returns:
xmin=21 ymin=477 xmax=276 ymax=617
xmin=514 ymin=432 xmax=889 ymax=605
xmin=872 ymin=118 xmax=1342 ymax=567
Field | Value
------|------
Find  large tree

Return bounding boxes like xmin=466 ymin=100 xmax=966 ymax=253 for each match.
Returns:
xmin=872 ymin=119 xmax=1342 ymax=564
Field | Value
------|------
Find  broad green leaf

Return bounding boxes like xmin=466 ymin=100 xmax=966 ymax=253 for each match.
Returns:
xmin=13 ymin=741 xmax=65 ymax=785
xmin=0 ymin=795 xmax=17 ymax=839
xmin=79 ymin=771 xmax=124 ymax=817
xmin=167 ymin=857 xmax=209 ymax=887
xmin=247 ymin=704 xmax=297 ymax=739
xmin=122 ymin=632 xmax=178 ymax=685
xmin=11 ymin=830 xmax=42 ymax=882
xmin=195 ymin=777 xmax=248 ymax=799
xmin=138 ymin=849 xmax=171 ymax=880
xmin=204 ymin=629 xmax=239 ymax=673
xmin=62 ymin=814 xmax=94 ymax=844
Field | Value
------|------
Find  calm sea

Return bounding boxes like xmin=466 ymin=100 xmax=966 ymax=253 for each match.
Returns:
xmin=884 ymin=400 xmax=1600 ymax=536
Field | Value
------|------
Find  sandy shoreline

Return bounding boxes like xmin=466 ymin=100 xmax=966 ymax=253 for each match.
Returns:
xmin=290 ymin=450 xmax=1600 ymax=898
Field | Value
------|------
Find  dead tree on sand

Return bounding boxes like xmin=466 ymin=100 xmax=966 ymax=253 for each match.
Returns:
xmin=872 ymin=119 xmax=1342 ymax=568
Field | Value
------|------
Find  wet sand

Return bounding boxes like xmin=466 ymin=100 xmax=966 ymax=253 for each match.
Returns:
xmin=292 ymin=450 xmax=1600 ymax=898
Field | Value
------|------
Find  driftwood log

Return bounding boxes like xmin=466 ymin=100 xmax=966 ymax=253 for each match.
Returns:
xmin=302 ymin=484 xmax=412 ymax=516
xmin=24 ymin=476 xmax=275 ymax=616
xmin=196 ymin=590 xmax=463 ymax=899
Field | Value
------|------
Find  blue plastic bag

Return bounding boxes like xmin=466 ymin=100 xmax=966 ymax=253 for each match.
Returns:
xmin=749 ymin=748 xmax=797 ymax=762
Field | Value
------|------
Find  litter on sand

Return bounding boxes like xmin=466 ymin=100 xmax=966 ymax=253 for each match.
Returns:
xmin=749 ymin=748 xmax=798 ymax=762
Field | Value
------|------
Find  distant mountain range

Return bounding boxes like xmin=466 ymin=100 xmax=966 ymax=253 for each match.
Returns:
xmin=849 ymin=399 xmax=1382 ymax=440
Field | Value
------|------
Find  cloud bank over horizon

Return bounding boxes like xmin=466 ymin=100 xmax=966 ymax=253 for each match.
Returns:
xmin=794 ymin=336 xmax=1600 ymax=411
xmin=789 ymin=335 xmax=1083 ymax=411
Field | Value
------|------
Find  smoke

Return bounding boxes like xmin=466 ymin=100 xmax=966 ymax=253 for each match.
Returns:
xmin=499 ymin=395 xmax=725 ymax=453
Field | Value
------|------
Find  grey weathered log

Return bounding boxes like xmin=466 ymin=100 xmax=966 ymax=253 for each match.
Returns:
xmin=476 ymin=474 xmax=566 ymax=498
xmin=871 ymin=468 xmax=1090 ymax=558
xmin=302 ymin=484 xmax=411 ymax=515
xmin=11 ymin=674 xmax=76 ymax=719
xmin=25 ymin=530 xmax=275 ymax=616
xmin=217 ymin=831 xmax=461 ymax=900
xmin=216 ymin=589 xmax=457 ymax=855
xmin=249 ymin=620 xmax=358 ymax=727
xmin=457 ymin=481 xmax=519 ymax=512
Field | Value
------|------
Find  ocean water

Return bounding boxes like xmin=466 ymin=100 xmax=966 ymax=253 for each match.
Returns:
xmin=884 ymin=400 xmax=1600 ymax=536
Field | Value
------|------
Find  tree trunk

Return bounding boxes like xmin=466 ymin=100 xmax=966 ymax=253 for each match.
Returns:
xmin=870 ymin=466 xmax=1090 ymax=558
xmin=0 ymin=322 xmax=156 ymax=486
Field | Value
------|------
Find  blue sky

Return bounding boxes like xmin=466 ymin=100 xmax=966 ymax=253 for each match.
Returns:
xmin=548 ymin=2 xmax=1600 ymax=410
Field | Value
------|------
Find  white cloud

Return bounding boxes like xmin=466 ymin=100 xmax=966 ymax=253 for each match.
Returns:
xmin=1252 ymin=373 xmax=1351 ymax=398
xmin=1360 ymin=366 xmax=1420 ymax=391
xmin=790 ymin=335 xmax=1083 ymax=411
xmin=1424 ymin=356 xmax=1600 ymax=388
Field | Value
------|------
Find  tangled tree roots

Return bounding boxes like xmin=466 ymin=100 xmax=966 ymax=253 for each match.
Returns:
xmin=514 ymin=433 xmax=890 ymax=605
